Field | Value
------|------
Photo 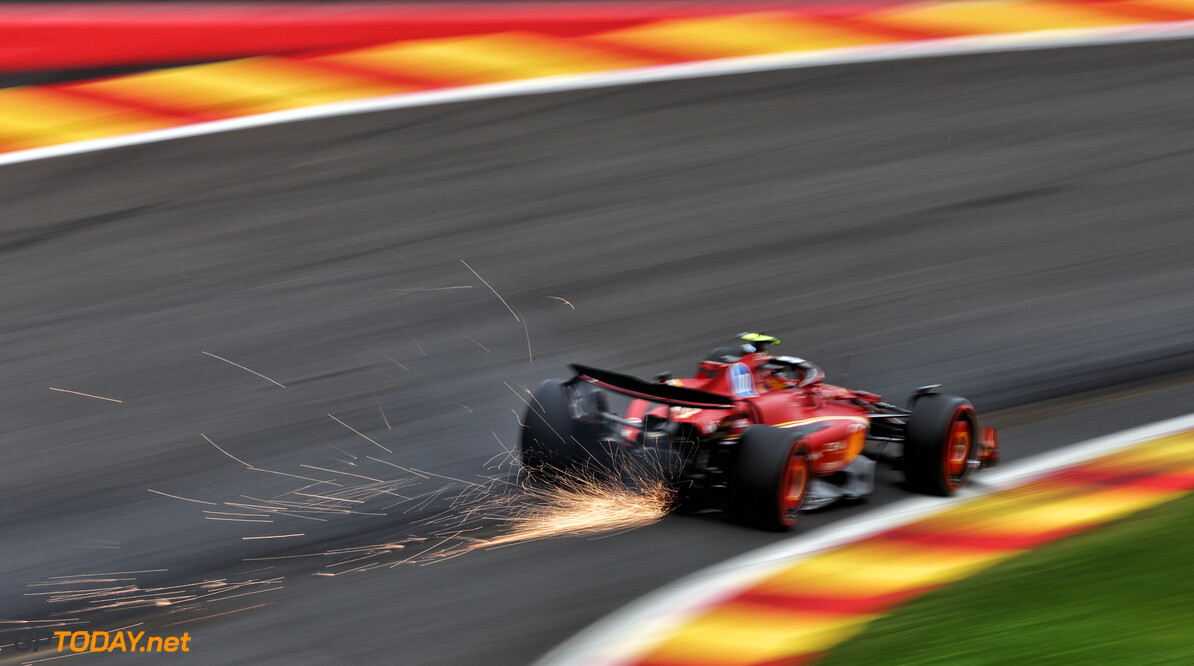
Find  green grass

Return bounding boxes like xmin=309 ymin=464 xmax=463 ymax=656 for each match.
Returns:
xmin=818 ymin=491 xmax=1194 ymax=666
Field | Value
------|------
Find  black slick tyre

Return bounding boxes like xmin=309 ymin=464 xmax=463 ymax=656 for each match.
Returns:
xmin=903 ymin=393 xmax=978 ymax=495
xmin=727 ymin=425 xmax=810 ymax=531
xmin=519 ymin=379 xmax=607 ymax=478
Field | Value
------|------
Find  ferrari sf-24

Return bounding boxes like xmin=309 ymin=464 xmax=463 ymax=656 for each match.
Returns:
xmin=519 ymin=333 xmax=998 ymax=530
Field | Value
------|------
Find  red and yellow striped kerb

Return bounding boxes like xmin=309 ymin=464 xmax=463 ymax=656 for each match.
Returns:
xmin=4 ymin=0 xmax=1194 ymax=154
xmin=619 ymin=429 xmax=1194 ymax=666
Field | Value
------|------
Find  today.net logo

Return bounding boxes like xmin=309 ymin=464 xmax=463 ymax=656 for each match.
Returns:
xmin=11 ymin=629 xmax=191 ymax=653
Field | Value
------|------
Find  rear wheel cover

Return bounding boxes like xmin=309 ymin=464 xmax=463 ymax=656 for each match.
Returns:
xmin=943 ymin=415 xmax=973 ymax=489
xmin=781 ymin=452 xmax=810 ymax=524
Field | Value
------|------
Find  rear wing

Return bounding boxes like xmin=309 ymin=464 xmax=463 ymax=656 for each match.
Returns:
xmin=570 ymin=364 xmax=735 ymax=409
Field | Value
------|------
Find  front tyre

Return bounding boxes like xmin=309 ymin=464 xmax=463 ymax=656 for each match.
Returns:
xmin=903 ymin=393 xmax=978 ymax=495
xmin=727 ymin=425 xmax=810 ymax=531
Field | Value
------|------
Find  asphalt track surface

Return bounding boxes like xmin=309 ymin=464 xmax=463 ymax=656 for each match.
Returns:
xmin=3 ymin=40 xmax=1194 ymax=664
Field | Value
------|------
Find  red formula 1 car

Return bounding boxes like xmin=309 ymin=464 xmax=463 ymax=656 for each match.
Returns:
xmin=520 ymin=333 xmax=998 ymax=530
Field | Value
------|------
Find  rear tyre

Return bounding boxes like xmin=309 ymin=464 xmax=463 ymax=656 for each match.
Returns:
xmin=519 ymin=379 xmax=609 ymax=478
xmin=727 ymin=425 xmax=810 ymax=531
xmin=670 ymin=480 xmax=704 ymax=515
xmin=904 ymin=393 xmax=978 ymax=495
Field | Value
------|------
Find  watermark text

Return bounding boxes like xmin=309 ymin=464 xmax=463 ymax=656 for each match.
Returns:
xmin=11 ymin=630 xmax=190 ymax=653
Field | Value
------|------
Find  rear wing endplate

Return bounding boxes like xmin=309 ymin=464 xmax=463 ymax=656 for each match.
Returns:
xmin=570 ymin=364 xmax=735 ymax=409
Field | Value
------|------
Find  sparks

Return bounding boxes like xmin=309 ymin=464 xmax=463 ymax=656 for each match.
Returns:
xmin=293 ymin=492 xmax=365 ymax=504
xmin=147 ymin=489 xmax=217 ymax=505
xmin=201 ymin=351 xmax=286 ymax=388
xmin=385 ymin=285 xmax=473 ymax=293
xmin=455 ymin=329 xmax=490 ymax=352
xmin=316 ymin=432 xmax=359 ymax=460
xmin=299 ymin=463 xmax=385 ymax=484
xmin=327 ymin=414 xmax=392 ymax=454
xmin=48 ymin=570 xmax=167 ymax=579
xmin=521 ymin=311 xmax=533 ymax=363
xmin=399 ymin=325 xmax=427 ymax=356
xmin=48 ymin=387 xmax=122 ymax=403
xmin=365 ymin=455 xmax=430 ymax=479
xmin=204 ymin=511 xmax=271 ymax=517
xmin=461 ymin=259 xmax=519 ymax=321
xmin=161 ymin=602 xmax=271 ymax=627
xmin=379 ymin=351 xmax=409 ymax=371
xmin=378 ymin=400 xmax=392 ymax=429
xmin=544 ymin=296 xmax=575 ymax=309
xmin=468 ymin=473 xmax=672 ymax=552
xmin=249 ymin=466 xmax=343 ymax=486
xmin=202 ymin=433 xmax=251 ymax=468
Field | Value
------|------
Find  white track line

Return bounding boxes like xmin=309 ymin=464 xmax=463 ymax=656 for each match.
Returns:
xmin=3 ymin=20 xmax=1194 ymax=168
xmin=538 ymin=411 xmax=1194 ymax=666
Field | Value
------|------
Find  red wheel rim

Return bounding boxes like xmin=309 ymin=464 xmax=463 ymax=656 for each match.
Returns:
xmin=945 ymin=419 xmax=971 ymax=481
xmin=781 ymin=452 xmax=808 ymax=522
